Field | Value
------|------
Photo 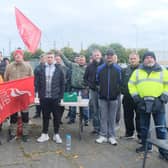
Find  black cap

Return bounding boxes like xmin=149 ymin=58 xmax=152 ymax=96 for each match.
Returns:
xmin=143 ymin=51 xmax=156 ymax=61
xmin=106 ymin=49 xmax=115 ymax=56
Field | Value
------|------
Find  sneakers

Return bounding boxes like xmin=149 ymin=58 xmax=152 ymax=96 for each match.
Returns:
xmin=53 ymin=134 xmax=62 ymax=144
xmin=37 ymin=133 xmax=49 ymax=143
xmin=136 ymin=146 xmax=153 ymax=153
xmin=109 ymin=137 xmax=118 ymax=145
xmin=96 ymin=136 xmax=108 ymax=144
xmin=37 ymin=133 xmax=62 ymax=143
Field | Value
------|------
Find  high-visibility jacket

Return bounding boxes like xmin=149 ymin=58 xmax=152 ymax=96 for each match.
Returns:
xmin=128 ymin=64 xmax=168 ymax=98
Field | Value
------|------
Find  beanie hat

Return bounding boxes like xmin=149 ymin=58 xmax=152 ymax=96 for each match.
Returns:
xmin=143 ymin=51 xmax=156 ymax=61
xmin=106 ymin=49 xmax=115 ymax=56
xmin=13 ymin=49 xmax=24 ymax=57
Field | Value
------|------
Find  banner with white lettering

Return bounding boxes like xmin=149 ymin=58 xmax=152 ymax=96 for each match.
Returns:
xmin=0 ymin=77 xmax=34 ymax=123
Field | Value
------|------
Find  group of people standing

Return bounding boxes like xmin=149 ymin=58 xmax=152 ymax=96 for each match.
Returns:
xmin=0 ymin=48 xmax=168 ymax=161
xmin=85 ymin=49 xmax=168 ymax=161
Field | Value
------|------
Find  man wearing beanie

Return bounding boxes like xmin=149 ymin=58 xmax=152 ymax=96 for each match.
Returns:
xmin=4 ymin=48 xmax=33 ymax=142
xmin=128 ymin=51 xmax=168 ymax=160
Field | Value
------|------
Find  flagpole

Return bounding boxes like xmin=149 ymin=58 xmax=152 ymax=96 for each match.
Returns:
xmin=8 ymin=39 xmax=11 ymax=57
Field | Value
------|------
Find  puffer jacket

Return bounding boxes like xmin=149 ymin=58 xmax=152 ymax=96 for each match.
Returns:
xmin=37 ymin=64 xmax=65 ymax=100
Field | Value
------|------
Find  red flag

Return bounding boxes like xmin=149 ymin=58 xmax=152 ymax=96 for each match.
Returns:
xmin=0 ymin=77 xmax=34 ymax=123
xmin=15 ymin=7 xmax=41 ymax=53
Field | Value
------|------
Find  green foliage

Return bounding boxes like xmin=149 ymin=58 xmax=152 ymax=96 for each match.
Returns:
xmin=61 ymin=47 xmax=76 ymax=61
xmin=79 ymin=49 xmax=89 ymax=61
xmin=23 ymin=51 xmax=32 ymax=61
xmin=108 ymin=43 xmax=127 ymax=63
xmin=86 ymin=43 xmax=108 ymax=57
xmin=10 ymin=48 xmax=44 ymax=61
xmin=31 ymin=49 xmax=44 ymax=59
xmin=137 ymin=48 xmax=148 ymax=61
xmin=9 ymin=44 xmax=149 ymax=64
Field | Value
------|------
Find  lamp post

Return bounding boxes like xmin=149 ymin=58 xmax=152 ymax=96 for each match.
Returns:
xmin=135 ymin=25 xmax=138 ymax=53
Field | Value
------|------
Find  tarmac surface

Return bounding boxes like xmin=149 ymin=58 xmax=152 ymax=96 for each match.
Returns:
xmin=0 ymin=105 xmax=168 ymax=168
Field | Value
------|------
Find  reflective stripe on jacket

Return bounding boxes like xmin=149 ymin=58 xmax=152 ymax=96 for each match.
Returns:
xmin=128 ymin=65 xmax=168 ymax=98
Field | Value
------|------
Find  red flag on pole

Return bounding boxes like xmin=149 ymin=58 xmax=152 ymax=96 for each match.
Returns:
xmin=0 ymin=77 xmax=34 ymax=124
xmin=15 ymin=7 xmax=41 ymax=53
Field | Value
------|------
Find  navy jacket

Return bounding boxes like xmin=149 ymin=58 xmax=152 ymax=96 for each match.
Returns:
xmin=96 ymin=63 xmax=122 ymax=100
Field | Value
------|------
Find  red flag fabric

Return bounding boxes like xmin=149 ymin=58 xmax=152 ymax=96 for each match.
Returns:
xmin=0 ymin=77 xmax=34 ymax=124
xmin=15 ymin=7 xmax=41 ymax=53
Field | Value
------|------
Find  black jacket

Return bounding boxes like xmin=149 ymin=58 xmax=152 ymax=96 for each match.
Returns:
xmin=96 ymin=63 xmax=122 ymax=100
xmin=84 ymin=59 xmax=104 ymax=91
xmin=121 ymin=64 xmax=139 ymax=97
xmin=34 ymin=63 xmax=44 ymax=93
xmin=37 ymin=64 xmax=65 ymax=100
xmin=0 ymin=60 xmax=7 ymax=77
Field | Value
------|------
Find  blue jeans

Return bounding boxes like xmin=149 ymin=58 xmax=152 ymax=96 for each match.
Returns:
xmin=140 ymin=111 xmax=167 ymax=155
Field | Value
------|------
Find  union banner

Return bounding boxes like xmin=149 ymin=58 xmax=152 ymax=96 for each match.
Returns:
xmin=0 ymin=77 xmax=34 ymax=123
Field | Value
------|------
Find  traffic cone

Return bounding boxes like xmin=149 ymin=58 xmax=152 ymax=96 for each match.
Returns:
xmin=17 ymin=115 xmax=23 ymax=137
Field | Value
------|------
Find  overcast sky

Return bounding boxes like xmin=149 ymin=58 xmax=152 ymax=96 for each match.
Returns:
xmin=1 ymin=0 xmax=168 ymax=56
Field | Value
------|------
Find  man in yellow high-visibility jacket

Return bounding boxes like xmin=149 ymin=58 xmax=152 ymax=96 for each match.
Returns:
xmin=128 ymin=51 xmax=168 ymax=160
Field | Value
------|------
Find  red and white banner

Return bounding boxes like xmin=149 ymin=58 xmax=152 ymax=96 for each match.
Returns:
xmin=15 ymin=7 xmax=41 ymax=53
xmin=0 ymin=77 xmax=34 ymax=123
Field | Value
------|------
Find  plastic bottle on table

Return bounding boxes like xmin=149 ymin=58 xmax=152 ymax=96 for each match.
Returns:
xmin=78 ymin=91 xmax=82 ymax=101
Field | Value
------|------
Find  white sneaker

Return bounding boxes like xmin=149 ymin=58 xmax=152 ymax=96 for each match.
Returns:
xmin=109 ymin=137 xmax=118 ymax=145
xmin=37 ymin=133 xmax=49 ymax=143
xmin=53 ymin=134 xmax=62 ymax=144
xmin=95 ymin=136 xmax=107 ymax=144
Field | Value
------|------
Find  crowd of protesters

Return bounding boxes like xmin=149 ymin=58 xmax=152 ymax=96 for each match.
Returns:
xmin=0 ymin=48 xmax=168 ymax=161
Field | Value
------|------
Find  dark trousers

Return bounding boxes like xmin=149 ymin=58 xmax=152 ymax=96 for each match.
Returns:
xmin=41 ymin=98 xmax=61 ymax=134
xmin=140 ymin=111 xmax=167 ymax=155
xmin=10 ymin=112 xmax=29 ymax=124
xmin=116 ymin=94 xmax=121 ymax=124
xmin=60 ymin=106 xmax=65 ymax=122
xmin=10 ymin=111 xmax=29 ymax=136
xmin=123 ymin=96 xmax=141 ymax=138
xmin=35 ymin=104 xmax=42 ymax=116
